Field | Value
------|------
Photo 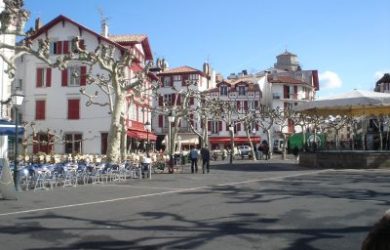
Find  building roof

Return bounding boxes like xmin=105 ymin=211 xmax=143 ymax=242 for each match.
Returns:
xmin=109 ymin=34 xmax=153 ymax=60
xmin=27 ymin=15 xmax=153 ymax=60
xmin=27 ymin=15 xmax=127 ymax=52
xmin=377 ymin=73 xmax=390 ymax=84
xmin=268 ymin=75 xmax=307 ymax=85
xmin=204 ymin=79 xmax=260 ymax=94
xmin=157 ymin=66 xmax=205 ymax=76
xmin=277 ymin=50 xmax=297 ymax=57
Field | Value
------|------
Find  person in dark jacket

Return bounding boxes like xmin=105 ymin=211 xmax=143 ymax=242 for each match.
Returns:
xmin=189 ymin=146 xmax=199 ymax=173
xmin=200 ymin=146 xmax=210 ymax=174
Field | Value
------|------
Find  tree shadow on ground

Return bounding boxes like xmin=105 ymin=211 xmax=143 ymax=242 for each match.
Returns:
xmin=0 ymin=210 xmax=372 ymax=250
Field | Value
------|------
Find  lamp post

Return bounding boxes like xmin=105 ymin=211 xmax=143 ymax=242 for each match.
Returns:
xmin=144 ymin=121 xmax=151 ymax=154
xmin=167 ymin=114 xmax=175 ymax=173
xmin=229 ymin=124 xmax=234 ymax=164
xmin=11 ymin=89 xmax=24 ymax=191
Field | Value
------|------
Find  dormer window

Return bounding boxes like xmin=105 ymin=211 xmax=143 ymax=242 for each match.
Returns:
xmin=220 ymin=85 xmax=228 ymax=96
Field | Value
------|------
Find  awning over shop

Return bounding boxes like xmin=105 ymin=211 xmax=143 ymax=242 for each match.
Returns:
xmin=209 ymin=136 xmax=260 ymax=144
xmin=127 ymin=130 xmax=157 ymax=141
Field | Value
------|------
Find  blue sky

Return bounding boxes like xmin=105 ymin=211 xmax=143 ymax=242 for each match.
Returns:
xmin=24 ymin=0 xmax=390 ymax=98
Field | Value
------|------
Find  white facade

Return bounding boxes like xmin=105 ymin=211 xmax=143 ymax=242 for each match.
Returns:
xmin=15 ymin=15 xmax=153 ymax=155
xmin=153 ymin=64 xmax=215 ymax=150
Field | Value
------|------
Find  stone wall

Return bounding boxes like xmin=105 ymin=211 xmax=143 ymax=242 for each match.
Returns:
xmin=299 ymin=151 xmax=390 ymax=169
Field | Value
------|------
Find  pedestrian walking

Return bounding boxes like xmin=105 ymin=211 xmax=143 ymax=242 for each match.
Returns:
xmin=262 ymin=141 xmax=270 ymax=160
xmin=190 ymin=146 xmax=199 ymax=173
xmin=200 ymin=146 xmax=210 ymax=174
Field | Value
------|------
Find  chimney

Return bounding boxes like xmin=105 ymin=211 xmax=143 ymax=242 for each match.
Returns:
xmin=35 ymin=18 xmax=42 ymax=31
xmin=101 ymin=20 xmax=108 ymax=37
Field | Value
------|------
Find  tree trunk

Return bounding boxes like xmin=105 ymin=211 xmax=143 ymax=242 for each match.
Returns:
xmin=106 ymin=91 xmax=125 ymax=163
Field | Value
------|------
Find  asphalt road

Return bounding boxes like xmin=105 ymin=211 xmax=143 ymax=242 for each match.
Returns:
xmin=1 ymin=158 xmax=390 ymax=250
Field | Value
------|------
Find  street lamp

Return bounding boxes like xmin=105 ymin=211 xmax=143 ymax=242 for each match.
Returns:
xmin=11 ymin=89 xmax=24 ymax=190
xmin=167 ymin=114 xmax=175 ymax=173
xmin=229 ymin=124 xmax=234 ymax=164
xmin=144 ymin=121 xmax=151 ymax=154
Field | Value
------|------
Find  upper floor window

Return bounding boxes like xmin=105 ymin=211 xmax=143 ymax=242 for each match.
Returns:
xmin=173 ymin=75 xmax=182 ymax=81
xmin=220 ymin=85 xmax=228 ymax=96
xmin=238 ymin=86 xmax=246 ymax=96
xmin=36 ymin=68 xmax=52 ymax=88
xmin=50 ymin=39 xmax=85 ymax=55
xmin=62 ymin=66 xmax=87 ymax=87
xmin=163 ymin=76 xmax=172 ymax=87
xmin=35 ymin=100 xmax=46 ymax=120
xmin=67 ymin=99 xmax=80 ymax=120
xmin=189 ymin=74 xmax=199 ymax=80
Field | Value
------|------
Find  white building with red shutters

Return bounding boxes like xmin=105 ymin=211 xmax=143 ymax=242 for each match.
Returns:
xmin=228 ymin=51 xmax=319 ymax=143
xmin=203 ymin=78 xmax=262 ymax=151
xmin=153 ymin=64 xmax=215 ymax=151
xmin=15 ymin=15 xmax=155 ymax=156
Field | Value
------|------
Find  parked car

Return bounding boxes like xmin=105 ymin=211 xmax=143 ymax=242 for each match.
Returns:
xmin=237 ymin=145 xmax=252 ymax=156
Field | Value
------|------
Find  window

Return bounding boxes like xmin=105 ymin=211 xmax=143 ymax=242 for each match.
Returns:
xmin=173 ymin=75 xmax=182 ymax=81
xmin=163 ymin=76 xmax=171 ymax=87
xmin=33 ymin=132 xmax=54 ymax=154
xmin=101 ymin=132 xmax=108 ymax=155
xmin=189 ymin=74 xmax=199 ymax=80
xmin=67 ymin=99 xmax=80 ymax=120
xmin=62 ymin=66 xmax=87 ymax=86
xmin=35 ymin=100 xmax=46 ymax=120
xmin=220 ymin=85 xmax=228 ymax=96
xmin=64 ymin=133 xmax=82 ymax=154
xmin=238 ymin=86 xmax=246 ymax=95
xmin=51 ymin=40 xmax=70 ymax=55
xmin=36 ymin=68 xmax=52 ymax=87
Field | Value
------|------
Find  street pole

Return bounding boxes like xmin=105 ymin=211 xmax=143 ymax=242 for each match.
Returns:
xmin=14 ymin=105 xmax=18 ymax=191
xmin=168 ymin=115 xmax=174 ymax=173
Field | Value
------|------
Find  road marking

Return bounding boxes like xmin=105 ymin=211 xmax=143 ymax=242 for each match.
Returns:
xmin=0 ymin=169 xmax=330 ymax=217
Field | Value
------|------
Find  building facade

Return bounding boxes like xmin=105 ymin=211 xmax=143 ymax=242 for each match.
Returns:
xmin=153 ymin=64 xmax=215 ymax=152
xmin=15 ymin=15 xmax=154 ymax=156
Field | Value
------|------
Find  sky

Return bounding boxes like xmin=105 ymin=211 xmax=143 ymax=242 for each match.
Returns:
xmin=23 ymin=0 xmax=390 ymax=99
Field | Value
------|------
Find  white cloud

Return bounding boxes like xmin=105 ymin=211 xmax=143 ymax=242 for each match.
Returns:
xmin=319 ymin=71 xmax=342 ymax=89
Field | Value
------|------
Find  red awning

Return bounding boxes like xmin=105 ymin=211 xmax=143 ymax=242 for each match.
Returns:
xmin=127 ymin=130 xmax=157 ymax=141
xmin=209 ymin=136 xmax=260 ymax=144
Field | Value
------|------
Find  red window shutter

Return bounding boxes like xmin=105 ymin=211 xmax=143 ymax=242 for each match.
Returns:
xmin=56 ymin=41 xmax=63 ymax=54
xmin=158 ymin=96 xmax=163 ymax=106
xmin=158 ymin=115 xmax=163 ymax=128
xmin=35 ymin=100 xmax=45 ymax=120
xmin=68 ymin=99 xmax=80 ymax=120
xmin=79 ymin=39 xmax=85 ymax=50
xmin=80 ymin=66 xmax=87 ymax=85
xmin=63 ymin=41 xmax=69 ymax=54
xmin=62 ymin=69 xmax=68 ymax=86
xmin=219 ymin=121 xmax=222 ymax=131
xmin=46 ymin=68 xmax=51 ymax=87
xmin=36 ymin=68 xmax=43 ymax=87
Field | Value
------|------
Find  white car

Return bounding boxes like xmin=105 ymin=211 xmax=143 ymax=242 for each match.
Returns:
xmin=237 ymin=145 xmax=252 ymax=156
